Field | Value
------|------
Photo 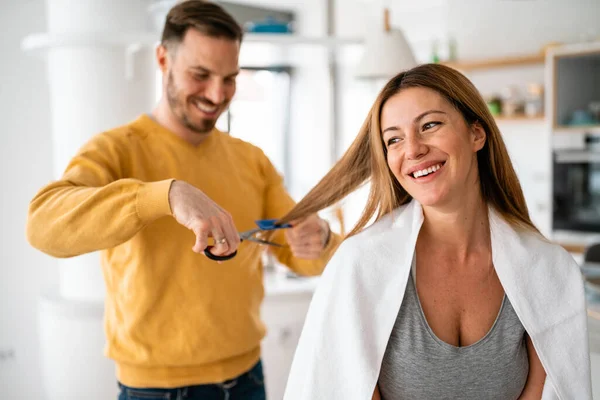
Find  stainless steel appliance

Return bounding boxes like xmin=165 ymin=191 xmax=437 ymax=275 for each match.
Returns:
xmin=553 ymin=135 xmax=600 ymax=232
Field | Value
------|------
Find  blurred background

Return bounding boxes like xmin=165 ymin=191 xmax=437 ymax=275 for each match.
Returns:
xmin=2 ymin=0 xmax=600 ymax=398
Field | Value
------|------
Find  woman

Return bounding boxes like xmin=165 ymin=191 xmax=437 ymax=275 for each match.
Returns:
xmin=280 ymin=64 xmax=591 ymax=399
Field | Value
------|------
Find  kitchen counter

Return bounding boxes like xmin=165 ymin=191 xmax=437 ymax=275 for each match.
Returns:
xmin=582 ymin=262 xmax=600 ymax=353
xmin=263 ymin=269 xmax=320 ymax=297
xmin=589 ymin=301 xmax=600 ymax=353
xmin=552 ymin=230 xmax=600 ymax=255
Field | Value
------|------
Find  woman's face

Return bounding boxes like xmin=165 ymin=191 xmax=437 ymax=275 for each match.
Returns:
xmin=381 ymin=87 xmax=486 ymax=209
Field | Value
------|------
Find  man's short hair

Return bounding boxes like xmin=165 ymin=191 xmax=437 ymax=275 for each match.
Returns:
xmin=161 ymin=0 xmax=243 ymax=49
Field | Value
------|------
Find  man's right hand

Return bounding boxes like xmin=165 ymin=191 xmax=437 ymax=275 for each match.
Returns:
xmin=168 ymin=180 xmax=240 ymax=256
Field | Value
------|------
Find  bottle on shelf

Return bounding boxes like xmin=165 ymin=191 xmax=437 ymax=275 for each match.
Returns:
xmin=447 ymin=35 xmax=458 ymax=61
xmin=431 ymin=39 xmax=440 ymax=63
xmin=525 ymin=83 xmax=544 ymax=118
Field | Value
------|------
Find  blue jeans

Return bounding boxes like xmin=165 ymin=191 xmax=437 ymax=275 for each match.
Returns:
xmin=118 ymin=361 xmax=266 ymax=400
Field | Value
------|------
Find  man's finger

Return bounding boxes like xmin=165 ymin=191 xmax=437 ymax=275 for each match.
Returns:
xmin=219 ymin=212 xmax=240 ymax=251
xmin=192 ymin=224 xmax=210 ymax=253
xmin=210 ymin=225 xmax=230 ymax=256
xmin=289 ymin=237 xmax=323 ymax=248
xmin=290 ymin=249 xmax=320 ymax=260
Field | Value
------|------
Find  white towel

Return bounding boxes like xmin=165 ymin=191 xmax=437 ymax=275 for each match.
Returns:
xmin=284 ymin=200 xmax=591 ymax=400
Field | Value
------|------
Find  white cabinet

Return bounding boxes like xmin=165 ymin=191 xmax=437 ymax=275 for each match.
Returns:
xmin=547 ymin=43 xmax=600 ymax=134
xmin=589 ymin=311 xmax=600 ymax=399
xmin=261 ymin=274 xmax=318 ymax=400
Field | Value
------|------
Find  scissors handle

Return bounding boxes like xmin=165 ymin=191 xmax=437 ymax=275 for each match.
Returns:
xmin=203 ymin=245 xmax=238 ymax=261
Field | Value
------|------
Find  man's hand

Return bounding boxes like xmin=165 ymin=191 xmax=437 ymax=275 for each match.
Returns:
xmin=168 ymin=180 xmax=240 ymax=256
xmin=284 ymin=214 xmax=330 ymax=260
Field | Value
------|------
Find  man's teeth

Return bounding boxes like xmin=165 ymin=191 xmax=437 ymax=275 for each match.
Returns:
xmin=195 ymin=102 xmax=218 ymax=113
xmin=412 ymin=163 xmax=442 ymax=178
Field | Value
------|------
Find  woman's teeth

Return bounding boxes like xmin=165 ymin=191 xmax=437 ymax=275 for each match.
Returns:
xmin=412 ymin=163 xmax=443 ymax=178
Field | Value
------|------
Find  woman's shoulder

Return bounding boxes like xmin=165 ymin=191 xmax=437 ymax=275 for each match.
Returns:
xmin=506 ymin=222 xmax=573 ymax=260
xmin=354 ymin=203 xmax=414 ymax=238
xmin=490 ymin=213 xmax=581 ymax=280
xmin=335 ymin=203 xmax=415 ymax=258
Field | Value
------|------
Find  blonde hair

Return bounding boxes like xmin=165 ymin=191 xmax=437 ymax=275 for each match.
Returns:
xmin=279 ymin=63 xmax=537 ymax=237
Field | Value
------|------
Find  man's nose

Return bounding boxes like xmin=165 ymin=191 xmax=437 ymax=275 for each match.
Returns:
xmin=204 ymin=79 xmax=226 ymax=105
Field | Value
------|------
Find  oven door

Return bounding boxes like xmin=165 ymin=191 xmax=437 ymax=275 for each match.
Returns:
xmin=553 ymin=150 xmax=600 ymax=232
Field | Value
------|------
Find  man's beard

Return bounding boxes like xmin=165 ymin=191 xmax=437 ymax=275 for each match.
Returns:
xmin=166 ymin=71 xmax=224 ymax=134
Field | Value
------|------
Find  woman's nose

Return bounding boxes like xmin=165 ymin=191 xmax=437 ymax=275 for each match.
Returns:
xmin=404 ymin=134 xmax=428 ymax=160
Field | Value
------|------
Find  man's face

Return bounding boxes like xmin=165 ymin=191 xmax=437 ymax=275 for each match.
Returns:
xmin=159 ymin=29 xmax=240 ymax=134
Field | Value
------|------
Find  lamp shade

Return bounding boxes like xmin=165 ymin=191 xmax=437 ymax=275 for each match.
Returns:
xmin=355 ymin=27 xmax=417 ymax=79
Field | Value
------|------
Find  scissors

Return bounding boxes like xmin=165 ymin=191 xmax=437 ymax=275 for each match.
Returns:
xmin=204 ymin=219 xmax=292 ymax=261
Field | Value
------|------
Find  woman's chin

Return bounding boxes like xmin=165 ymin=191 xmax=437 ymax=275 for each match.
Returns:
xmin=409 ymin=191 xmax=448 ymax=208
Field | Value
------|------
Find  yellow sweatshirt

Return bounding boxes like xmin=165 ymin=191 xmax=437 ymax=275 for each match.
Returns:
xmin=26 ymin=114 xmax=341 ymax=388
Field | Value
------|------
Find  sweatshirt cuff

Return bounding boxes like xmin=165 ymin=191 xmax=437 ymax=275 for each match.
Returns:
xmin=136 ymin=179 xmax=175 ymax=223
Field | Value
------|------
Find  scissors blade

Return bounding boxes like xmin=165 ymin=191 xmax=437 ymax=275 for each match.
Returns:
xmin=239 ymin=228 xmax=262 ymax=240
xmin=243 ymin=237 xmax=285 ymax=247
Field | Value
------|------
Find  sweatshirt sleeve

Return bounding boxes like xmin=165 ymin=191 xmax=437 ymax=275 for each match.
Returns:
xmin=258 ymin=150 xmax=342 ymax=276
xmin=26 ymin=131 xmax=174 ymax=258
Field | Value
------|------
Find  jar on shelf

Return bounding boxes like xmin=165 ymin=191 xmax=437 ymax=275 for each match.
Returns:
xmin=525 ymin=83 xmax=544 ymax=117
xmin=500 ymin=85 xmax=524 ymax=117
xmin=485 ymin=95 xmax=502 ymax=116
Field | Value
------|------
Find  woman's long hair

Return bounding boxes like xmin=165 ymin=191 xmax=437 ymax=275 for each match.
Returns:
xmin=279 ymin=63 xmax=537 ymax=237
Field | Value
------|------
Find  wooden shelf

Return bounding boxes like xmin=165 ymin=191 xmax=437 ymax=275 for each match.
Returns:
xmin=557 ymin=242 xmax=588 ymax=254
xmin=554 ymin=124 xmax=600 ymax=133
xmin=442 ymin=53 xmax=545 ymax=71
xmin=494 ymin=115 xmax=545 ymax=122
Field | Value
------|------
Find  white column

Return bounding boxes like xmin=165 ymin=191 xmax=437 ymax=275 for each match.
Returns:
xmin=44 ymin=0 xmax=156 ymax=301
xmin=23 ymin=0 xmax=157 ymax=398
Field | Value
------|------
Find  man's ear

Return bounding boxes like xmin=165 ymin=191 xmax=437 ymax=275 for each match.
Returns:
xmin=471 ymin=121 xmax=486 ymax=152
xmin=156 ymin=44 xmax=170 ymax=74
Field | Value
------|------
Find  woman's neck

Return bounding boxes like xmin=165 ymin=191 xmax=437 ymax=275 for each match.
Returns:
xmin=419 ymin=189 xmax=490 ymax=261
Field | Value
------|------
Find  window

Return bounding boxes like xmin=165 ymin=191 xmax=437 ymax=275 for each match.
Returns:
xmin=217 ymin=67 xmax=292 ymax=180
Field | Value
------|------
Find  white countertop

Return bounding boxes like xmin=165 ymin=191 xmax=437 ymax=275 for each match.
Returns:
xmin=263 ymin=269 xmax=320 ymax=297
xmin=552 ymin=230 xmax=600 ymax=247
xmin=588 ymin=299 xmax=600 ymax=353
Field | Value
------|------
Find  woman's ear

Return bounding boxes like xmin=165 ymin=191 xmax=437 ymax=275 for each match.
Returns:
xmin=470 ymin=121 xmax=486 ymax=152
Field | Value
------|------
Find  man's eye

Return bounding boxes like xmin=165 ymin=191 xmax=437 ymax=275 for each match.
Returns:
xmin=423 ymin=121 xmax=440 ymax=131
xmin=194 ymin=74 xmax=209 ymax=81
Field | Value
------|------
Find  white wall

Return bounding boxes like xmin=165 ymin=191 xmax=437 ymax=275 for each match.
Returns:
xmin=0 ymin=1 xmax=58 ymax=399
xmin=336 ymin=0 xmax=599 ymax=58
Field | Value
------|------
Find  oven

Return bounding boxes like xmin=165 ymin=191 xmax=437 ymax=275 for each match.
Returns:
xmin=553 ymin=136 xmax=600 ymax=232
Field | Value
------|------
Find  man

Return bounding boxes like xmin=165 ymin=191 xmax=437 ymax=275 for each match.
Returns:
xmin=26 ymin=1 xmax=340 ymax=399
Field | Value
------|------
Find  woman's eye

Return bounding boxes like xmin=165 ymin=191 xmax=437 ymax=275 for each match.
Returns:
xmin=386 ymin=137 xmax=402 ymax=146
xmin=422 ymin=121 xmax=440 ymax=131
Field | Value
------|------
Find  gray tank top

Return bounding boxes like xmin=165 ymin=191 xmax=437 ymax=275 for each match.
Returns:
xmin=379 ymin=270 xmax=529 ymax=400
